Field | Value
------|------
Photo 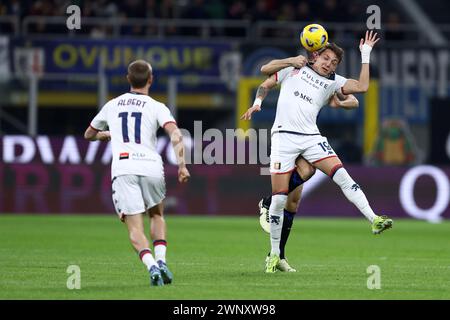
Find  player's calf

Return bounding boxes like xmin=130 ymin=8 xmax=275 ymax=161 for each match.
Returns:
xmin=279 ymin=209 xmax=295 ymax=259
xmin=268 ymin=194 xmax=287 ymax=256
xmin=331 ymin=167 xmax=377 ymax=222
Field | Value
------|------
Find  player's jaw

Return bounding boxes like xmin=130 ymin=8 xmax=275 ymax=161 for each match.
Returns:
xmin=319 ymin=65 xmax=331 ymax=75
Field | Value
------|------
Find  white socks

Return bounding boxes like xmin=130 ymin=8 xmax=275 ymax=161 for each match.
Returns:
xmin=269 ymin=194 xmax=287 ymax=256
xmin=332 ymin=168 xmax=377 ymax=223
xmin=139 ymin=242 xmax=167 ymax=271
xmin=154 ymin=244 xmax=167 ymax=263
xmin=139 ymin=248 xmax=157 ymax=270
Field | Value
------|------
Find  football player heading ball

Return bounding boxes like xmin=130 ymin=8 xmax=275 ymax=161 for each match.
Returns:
xmin=241 ymin=30 xmax=392 ymax=274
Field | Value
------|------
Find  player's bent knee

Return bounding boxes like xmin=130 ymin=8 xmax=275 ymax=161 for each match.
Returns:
xmin=296 ymin=158 xmax=316 ymax=181
xmin=151 ymin=215 xmax=165 ymax=224
xmin=148 ymin=203 xmax=164 ymax=217
xmin=329 ymin=163 xmax=344 ymax=179
xmin=285 ymin=200 xmax=299 ymax=213
xmin=149 ymin=211 xmax=163 ymax=218
xmin=296 ymin=166 xmax=315 ymax=182
xmin=302 ymin=166 xmax=316 ymax=181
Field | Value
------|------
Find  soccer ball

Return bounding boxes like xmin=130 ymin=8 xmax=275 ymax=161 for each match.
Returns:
xmin=300 ymin=24 xmax=328 ymax=52
xmin=258 ymin=200 xmax=270 ymax=234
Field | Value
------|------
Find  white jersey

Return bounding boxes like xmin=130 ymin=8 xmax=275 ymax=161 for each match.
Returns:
xmin=90 ymin=92 xmax=175 ymax=179
xmin=272 ymin=65 xmax=347 ymax=135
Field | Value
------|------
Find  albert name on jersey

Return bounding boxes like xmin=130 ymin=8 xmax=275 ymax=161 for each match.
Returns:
xmin=90 ymin=92 xmax=175 ymax=179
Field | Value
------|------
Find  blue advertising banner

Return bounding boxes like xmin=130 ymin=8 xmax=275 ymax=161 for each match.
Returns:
xmin=13 ymin=38 xmax=232 ymax=76
xmin=10 ymin=38 xmax=235 ymax=93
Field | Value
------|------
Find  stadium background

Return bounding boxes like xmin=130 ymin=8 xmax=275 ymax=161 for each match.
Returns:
xmin=1 ymin=0 xmax=450 ymax=221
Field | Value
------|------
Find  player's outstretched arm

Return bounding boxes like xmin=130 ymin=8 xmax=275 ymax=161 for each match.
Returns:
xmin=341 ymin=30 xmax=380 ymax=94
xmin=84 ymin=127 xmax=111 ymax=141
xmin=240 ymin=74 xmax=277 ymax=121
xmin=329 ymin=93 xmax=359 ymax=110
xmin=260 ymin=55 xmax=308 ymax=76
xmin=164 ymin=122 xmax=190 ymax=183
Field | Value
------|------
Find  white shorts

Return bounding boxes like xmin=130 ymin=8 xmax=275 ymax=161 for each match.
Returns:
xmin=111 ymin=175 xmax=166 ymax=221
xmin=270 ymin=132 xmax=337 ymax=174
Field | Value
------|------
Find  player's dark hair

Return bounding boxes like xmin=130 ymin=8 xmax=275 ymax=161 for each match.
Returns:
xmin=318 ymin=43 xmax=344 ymax=63
xmin=127 ymin=60 xmax=152 ymax=88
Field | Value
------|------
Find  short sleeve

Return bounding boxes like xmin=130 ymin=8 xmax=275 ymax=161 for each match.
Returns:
xmin=334 ymin=74 xmax=348 ymax=92
xmin=156 ymin=103 xmax=176 ymax=129
xmin=276 ymin=66 xmax=294 ymax=84
xmin=90 ymin=103 xmax=109 ymax=131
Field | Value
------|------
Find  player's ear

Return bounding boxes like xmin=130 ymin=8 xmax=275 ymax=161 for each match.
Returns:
xmin=126 ymin=74 xmax=130 ymax=84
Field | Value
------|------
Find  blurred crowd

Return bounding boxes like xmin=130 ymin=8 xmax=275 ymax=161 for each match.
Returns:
xmin=0 ymin=0 xmax=408 ymax=40
xmin=1 ymin=0 xmax=404 ymax=23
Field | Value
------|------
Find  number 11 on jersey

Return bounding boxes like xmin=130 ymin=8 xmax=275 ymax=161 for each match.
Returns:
xmin=118 ymin=112 xmax=142 ymax=143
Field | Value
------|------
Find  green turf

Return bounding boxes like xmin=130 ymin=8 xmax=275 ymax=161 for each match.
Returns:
xmin=0 ymin=214 xmax=449 ymax=299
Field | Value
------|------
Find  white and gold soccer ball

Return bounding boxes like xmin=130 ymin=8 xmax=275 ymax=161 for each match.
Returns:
xmin=300 ymin=23 xmax=328 ymax=52
xmin=258 ymin=200 xmax=270 ymax=234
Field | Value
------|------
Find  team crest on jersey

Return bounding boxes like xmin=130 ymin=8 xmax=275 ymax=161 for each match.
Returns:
xmin=290 ymin=69 xmax=300 ymax=76
xmin=273 ymin=162 xmax=281 ymax=170
xmin=119 ymin=152 xmax=129 ymax=160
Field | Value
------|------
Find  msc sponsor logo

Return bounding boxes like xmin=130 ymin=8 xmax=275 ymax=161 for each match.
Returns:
xmin=294 ymin=91 xmax=313 ymax=104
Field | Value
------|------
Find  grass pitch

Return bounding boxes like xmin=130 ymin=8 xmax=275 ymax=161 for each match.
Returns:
xmin=0 ymin=214 xmax=449 ymax=300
